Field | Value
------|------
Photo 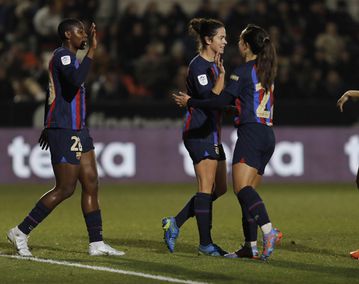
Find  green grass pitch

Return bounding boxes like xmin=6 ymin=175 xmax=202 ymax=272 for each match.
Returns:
xmin=0 ymin=183 xmax=358 ymax=284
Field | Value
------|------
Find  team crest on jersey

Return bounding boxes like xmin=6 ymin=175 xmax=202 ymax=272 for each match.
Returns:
xmin=61 ymin=55 xmax=71 ymax=65
xmin=230 ymin=74 xmax=239 ymax=81
xmin=197 ymin=74 xmax=208 ymax=86
xmin=76 ymin=152 xmax=81 ymax=160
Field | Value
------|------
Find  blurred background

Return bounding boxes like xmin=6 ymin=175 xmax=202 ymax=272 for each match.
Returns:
xmin=1 ymin=0 xmax=359 ymax=127
xmin=1 ymin=0 xmax=359 ymax=183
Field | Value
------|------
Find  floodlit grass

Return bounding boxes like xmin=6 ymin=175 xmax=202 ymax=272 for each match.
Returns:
xmin=0 ymin=183 xmax=358 ymax=283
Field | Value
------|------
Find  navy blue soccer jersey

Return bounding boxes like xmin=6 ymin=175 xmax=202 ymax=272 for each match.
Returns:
xmin=183 ymin=55 xmax=223 ymax=143
xmin=45 ymin=47 xmax=92 ymax=130
xmin=188 ymin=60 xmax=274 ymax=127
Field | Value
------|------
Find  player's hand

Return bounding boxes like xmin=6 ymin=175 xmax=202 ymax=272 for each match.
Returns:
xmin=38 ymin=128 xmax=49 ymax=150
xmin=214 ymin=52 xmax=225 ymax=75
xmin=88 ymin=22 xmax=97 ymax=50
xmin=337 ymin=92 xmax=349 ymax=112
xmin=172 ymin=91 xmax=190 ymax=107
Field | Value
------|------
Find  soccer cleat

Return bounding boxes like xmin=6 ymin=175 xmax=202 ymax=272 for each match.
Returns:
xmin=198 ymin=243 xmax=225 ymax=256
xmin=162 ymin=217 xmax=179 ymax=253
xmin=350 ymin=249 xmax=359 ymax=259
xmin=261 ymin=228 xmax=281 ymax=261
xmin=275 ymin=228 xmax=283 ymax=245
xmin=89 ymin=241 xmax=125 ymax=256
xmin=212 ymin=243 xmax=228 ymax=256
xmin=7 ymin=227 xmax=32 ymax=257
xmin=225 ymin=245 xmax=259 ymax=259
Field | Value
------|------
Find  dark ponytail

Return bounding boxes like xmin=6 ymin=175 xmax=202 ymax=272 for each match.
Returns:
xmin=188 ymin=18 xmax=224 ymax=52
xmin=241 ymin=24 xmax=277 ymax=91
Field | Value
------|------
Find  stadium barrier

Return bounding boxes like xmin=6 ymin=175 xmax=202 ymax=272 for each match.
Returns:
xmin=0 ymin=127 xmax=357 ymax=183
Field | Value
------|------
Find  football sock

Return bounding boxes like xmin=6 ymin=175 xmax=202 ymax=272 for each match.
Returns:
xmin=236 ymin=186 xmax=270 ymax=227
xmin=18 ymin=201 xmax=52 ymax=235
xmin=241 ymin=208 xmax=258 ymax=242
xmin=245 ymin=241 xmax=258 ymax=248
xmin=261 ymin=223 xmax=273 ymax=235
xmin=84 ymin=210 xmax=103 ymax=243
xmin=174 ymin=192 xmax=219 ymax=229
xmin=175 ymin=195 xmax=196 ymax=228
xmin=194 ymin=192 xmax=212 ymax=246
xmin=237 ymin=190 xmax=258 ymax=242
xmin=211 ymin=192 xmax=218 ymax=202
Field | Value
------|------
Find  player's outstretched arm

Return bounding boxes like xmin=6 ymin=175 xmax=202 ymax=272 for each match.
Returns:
xmin=173 ymin=90 xmax=232 ymax=109
xmin=337 ymin=90 xmax=359 ymax=112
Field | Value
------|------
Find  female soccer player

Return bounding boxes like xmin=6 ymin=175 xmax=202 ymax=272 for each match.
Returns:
xmin=7 ymin=19 xmax=124 ymax=257
xmin=162 ymin=18 xmax=228 ymax=256
xmin=337 ymin=89 xmax=359 ymax=259
xmin=173 ymin=24 xmax=281 ymax=260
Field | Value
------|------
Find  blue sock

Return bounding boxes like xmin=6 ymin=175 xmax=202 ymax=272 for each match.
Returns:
xmin=18 ymin=201 xmax=52 ymax=235
xmin=237 ymin=186 xmax=270 ymax=227
xmin=194 ymin=192 xmax=212 ymax=246
xmin=84 ymin=210 xmax=103 ymax=243
xmin=175 ymin=195 xmax=195 ymax=228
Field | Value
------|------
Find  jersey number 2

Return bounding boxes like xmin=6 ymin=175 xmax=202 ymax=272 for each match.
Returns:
xmin=71 ymin=136 xmax=83 ymax=152
xmin=255 ymin=84 xmax=271 ymax=119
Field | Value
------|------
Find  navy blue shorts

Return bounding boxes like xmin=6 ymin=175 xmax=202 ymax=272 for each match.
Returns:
xmin=232 ymin=123 xmax=275 ymax=175
xmin=184 ymin=139 xmax=226 ymax=165
xmin=47 ymin=128 xmax=94 ymax=165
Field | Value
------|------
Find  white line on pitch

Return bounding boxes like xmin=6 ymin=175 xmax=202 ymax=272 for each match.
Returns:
xmin=0 ymin=254 xmax=209 ymax=284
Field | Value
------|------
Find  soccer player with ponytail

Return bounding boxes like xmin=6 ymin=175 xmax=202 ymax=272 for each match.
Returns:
xmin=162 ymin=18 xmax=228 ymax=256
xmin=173 ymin=24 xmax=282 ymax=260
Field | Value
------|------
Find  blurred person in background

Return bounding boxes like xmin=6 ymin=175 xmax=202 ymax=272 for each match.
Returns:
xmin=6 ymin=18 xmax=124 ymax=257
xmin=337 ymin=89 xmax=359 ymax=260
xmin=173 ymin=24 xmax=282 ymax=261
xmin=162 ymin=18 xmax=228 ymax=257
xmin=33 ymin=0 xmax=63 ymax=50
xmin=0 ymin=66 xmax=14 ymax=102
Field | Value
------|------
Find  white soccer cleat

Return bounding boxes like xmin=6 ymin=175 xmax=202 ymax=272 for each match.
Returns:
xmin=89 ymin=241 xmax=125 ymax=256
xmin=7 ymin=227 xmax=32 ymax=257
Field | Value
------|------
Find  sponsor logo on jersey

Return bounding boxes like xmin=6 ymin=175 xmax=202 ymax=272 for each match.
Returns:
xmin=230 ymin=74 xmax=239 ymax=81
xmin=197 ymin=74 xmax=208 ymax=86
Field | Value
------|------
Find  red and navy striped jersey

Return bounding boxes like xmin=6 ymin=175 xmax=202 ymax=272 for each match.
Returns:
xmin=44 ymin=47 xmax=92 ymax=130
xmin=183 ymin=55 xmax=222 ymax=144
xmin=187 ymin=60 xmax=274 ymax=127
xmin=227 ymin=60 xmax=274 ymax=127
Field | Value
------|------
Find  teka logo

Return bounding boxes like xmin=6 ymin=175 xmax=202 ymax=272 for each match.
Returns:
xmin=179 ymin=130 xmax=304 ymax=177
xmin=344 ymin=135 xmax=359 ymax=175
xmin=7 ymin=136 xmax=136 ymax=179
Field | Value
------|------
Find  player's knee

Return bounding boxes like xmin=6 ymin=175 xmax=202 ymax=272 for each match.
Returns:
xmin=233 ymin=184 xmax=250 ymax=194
xmin=57 ymin=184 xmax=76 ymax=199
xmin=81 ymin=170 xmax=99 ymax=192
